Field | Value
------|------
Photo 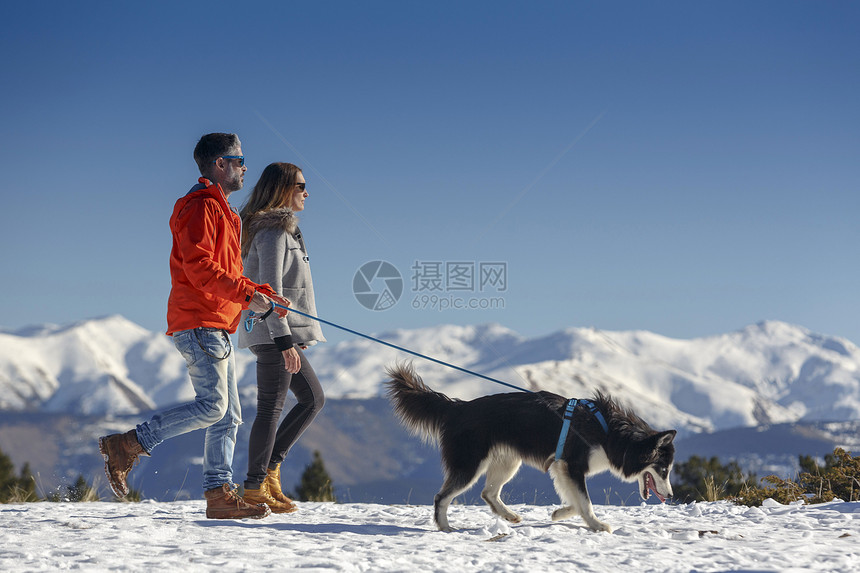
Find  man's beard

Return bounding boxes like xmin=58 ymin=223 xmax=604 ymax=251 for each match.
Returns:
xmin=223 ymin=172 xmax=243 ymax=193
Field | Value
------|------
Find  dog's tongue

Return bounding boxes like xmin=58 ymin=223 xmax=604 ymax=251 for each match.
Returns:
xmin=646 ymin=473 xmax=666 ymax=503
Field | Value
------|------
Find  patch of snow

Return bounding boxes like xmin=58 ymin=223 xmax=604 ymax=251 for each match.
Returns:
xmin=1 ymin=500 xmax=858 ymax=572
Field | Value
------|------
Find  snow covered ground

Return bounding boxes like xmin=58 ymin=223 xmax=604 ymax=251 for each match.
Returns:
xmin=2 ymin=499 xmax=858 ymax=572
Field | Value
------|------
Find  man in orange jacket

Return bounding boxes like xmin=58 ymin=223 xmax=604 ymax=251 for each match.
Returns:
xmin=99 ymin=133 xmax=289 ymax=519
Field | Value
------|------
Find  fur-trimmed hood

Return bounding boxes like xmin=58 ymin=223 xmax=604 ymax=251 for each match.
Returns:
xmin=245 ymin=207 xmax=299 ymax=236
xmin=243 ymin=208 xmax=299 ymax=256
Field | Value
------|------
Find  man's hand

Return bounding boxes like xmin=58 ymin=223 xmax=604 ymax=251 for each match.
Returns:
xmin=249 ymin=291 xmax=292 ymax=318
xmin=282 ymin=347 xmax=301 ymax=373
xmin=248 ymin=291 xmax=273 ymax=314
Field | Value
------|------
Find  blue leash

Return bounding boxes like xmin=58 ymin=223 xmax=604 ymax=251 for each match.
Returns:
xmin=247 ymin=304 xmax=610 ymax=449
xmin=245 ymin=303 xmax=532 ymax=393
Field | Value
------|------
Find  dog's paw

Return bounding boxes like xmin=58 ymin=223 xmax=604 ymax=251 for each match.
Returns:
xmin=551 ymin=507 xmax=576 ymax=522
xmin=504 ymin=513 xmax=522 ymax=524
xmin=437 ymin=525 xmax=456 ymax=533
xmin=587 ymin=519 xmax=612 ymax=534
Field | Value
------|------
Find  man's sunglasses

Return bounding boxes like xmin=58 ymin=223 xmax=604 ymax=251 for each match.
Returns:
xmin=215 ymin=155 xmax=245 ymax=167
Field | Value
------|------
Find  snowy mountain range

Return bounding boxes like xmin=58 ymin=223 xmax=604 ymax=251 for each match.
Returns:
xmin=3 ymin=315 xmax=860 ymax=436
xmin=3 ymin=315 xmax=860 ymax=503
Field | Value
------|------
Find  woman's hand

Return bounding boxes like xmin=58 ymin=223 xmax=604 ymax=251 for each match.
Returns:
xmin=282 ymin=347 xmax=301 ymax=373
xmin=269 ymin=293 xmax=292 ymax=318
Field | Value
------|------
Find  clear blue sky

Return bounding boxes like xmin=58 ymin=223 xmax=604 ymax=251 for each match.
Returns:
xmin=1 ymin=1 xmax=858 ymax=346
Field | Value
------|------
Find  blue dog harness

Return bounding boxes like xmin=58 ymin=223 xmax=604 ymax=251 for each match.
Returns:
xmin=554 ymin=399 xmax=609 ymax=460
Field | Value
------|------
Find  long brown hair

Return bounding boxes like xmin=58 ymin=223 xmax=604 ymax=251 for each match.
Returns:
xmin=240 ymin=162 xmax=303 ymax=257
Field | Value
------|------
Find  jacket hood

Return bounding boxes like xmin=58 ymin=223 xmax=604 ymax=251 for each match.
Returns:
xmin=245 ymin=207 xmax=299 ymax=236
xmin=175 ymin=178 xmax=234 ymax=219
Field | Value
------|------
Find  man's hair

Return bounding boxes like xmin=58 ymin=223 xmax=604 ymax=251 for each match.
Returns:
xmin=193 ymin=133 xmax=240 ymax=175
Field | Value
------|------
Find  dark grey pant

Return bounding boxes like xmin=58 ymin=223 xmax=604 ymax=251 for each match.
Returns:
xmin=244 ymin=344 xmax=325 ymax=489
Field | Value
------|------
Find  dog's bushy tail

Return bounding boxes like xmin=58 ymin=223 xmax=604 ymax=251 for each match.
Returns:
xmin=385 ymin=362 xmax=457 ymax=445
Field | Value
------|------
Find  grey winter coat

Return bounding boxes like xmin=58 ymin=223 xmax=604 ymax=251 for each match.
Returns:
xmin=238 ymin=208 xmax=326 ymax=348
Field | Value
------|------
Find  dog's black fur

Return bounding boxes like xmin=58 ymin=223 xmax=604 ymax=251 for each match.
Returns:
xmin=385 ymin=363 xmax=676 ymax=532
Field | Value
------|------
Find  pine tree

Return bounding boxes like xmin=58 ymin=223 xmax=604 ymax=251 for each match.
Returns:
xmin=294 ymin=450 xmax=336 ymax=502
xmin=67 ymin=475 xmax=99 ymax=502
xmin=0 ymin=448 xmax=18 ymax=503
xmin=0 ymin=447 xmax=39 ymax=503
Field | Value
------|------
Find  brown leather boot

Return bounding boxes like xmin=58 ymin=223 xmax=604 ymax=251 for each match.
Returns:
xmin=98 ymin=429 xmax=149 ymax=498
xmin=265 ymin=463 xmax=298 ymax=511
xmin=205 ymin=484 xmax=271 ymax=519
xmin=244 ymin=481 xmax=297 ymax=514
xmin=265 ymin=464 xmax=288 ymax=502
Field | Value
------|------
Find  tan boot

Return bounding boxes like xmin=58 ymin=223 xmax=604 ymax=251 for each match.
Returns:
xmin=205 ymin=484 xmax=271 ymax=519
xmin=266 ymin=463 xmax=298 ymax=511
xmin=244 ymin=481 xmax=297 ymax=514
xmin=98 ymin=429 xmax=149 ymax=498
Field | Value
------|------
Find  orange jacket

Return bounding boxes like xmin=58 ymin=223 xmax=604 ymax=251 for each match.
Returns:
xmin=166 ymin=178 xmax=273 ymax=335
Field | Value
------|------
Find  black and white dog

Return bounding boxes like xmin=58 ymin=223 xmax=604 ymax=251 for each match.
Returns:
xmin=385 ymin=363 xmax=676 ymax=533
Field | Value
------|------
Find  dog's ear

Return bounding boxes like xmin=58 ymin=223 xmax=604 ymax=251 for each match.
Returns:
xmin=639 ymin=430 xmax=678 ymax=465
xmin=655 ymin=430 xmax=677 ymax=448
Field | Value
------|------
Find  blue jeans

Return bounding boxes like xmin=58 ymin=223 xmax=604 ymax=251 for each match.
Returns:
xmin=135 ymin=328 xmax=242 ymax=491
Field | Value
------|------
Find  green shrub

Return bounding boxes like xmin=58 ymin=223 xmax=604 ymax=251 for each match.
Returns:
xmin=797 ymin=448 xmax=860 ymax=503
xmin=673 ymin=449 xmax=860 ymax=507
xmin=731 ymin=448 xmax=859 ymax=507
xmin=732 ymin=474 xmax=805 ymax=506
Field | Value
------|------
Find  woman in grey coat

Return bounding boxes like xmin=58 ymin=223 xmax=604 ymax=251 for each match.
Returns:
xmin=238 ymin=162 xmax=326 ymax=513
